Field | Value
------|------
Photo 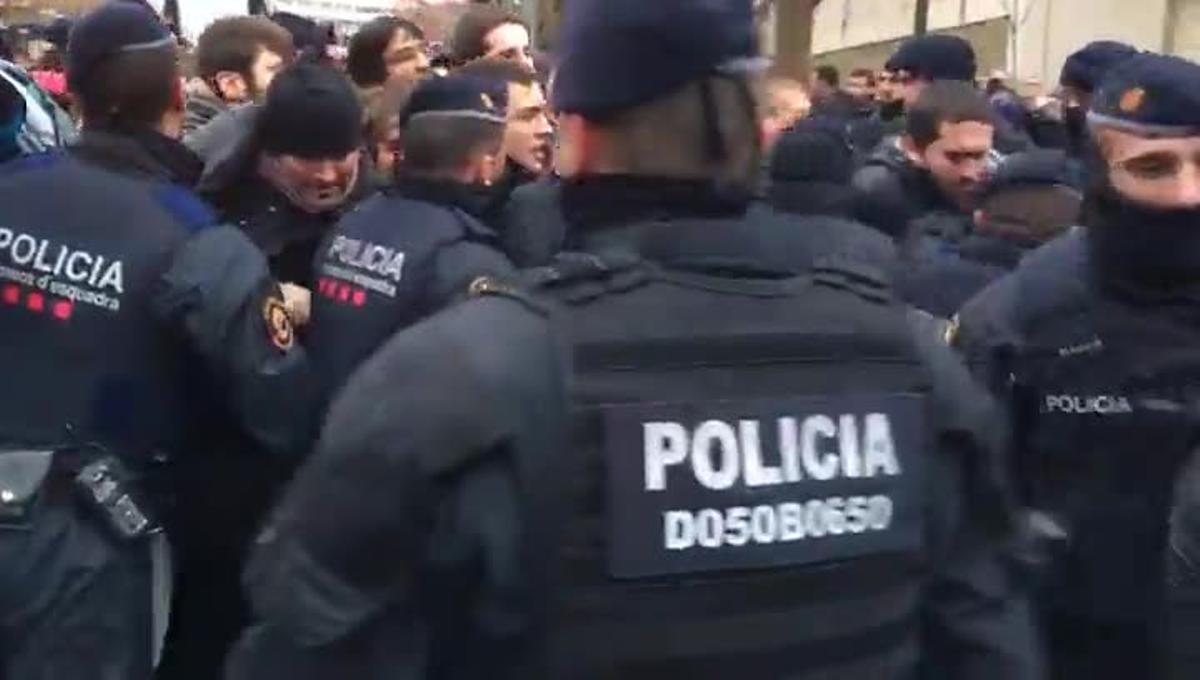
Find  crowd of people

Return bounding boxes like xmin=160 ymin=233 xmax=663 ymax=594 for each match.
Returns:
xmin=3 ymin=0 xmax=1200 ymax=678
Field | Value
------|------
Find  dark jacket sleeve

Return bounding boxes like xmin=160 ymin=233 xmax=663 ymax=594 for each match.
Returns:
xmin=499 ymin=180 xmax=568 ymax=267
xmin=908 ymin=311 xmax=1044 ymax=680
xmin=152 ymin=224 xmax=316 ymax=457
xmin=1168 ymin=447 xmax=1200 ymax=679
xmin=852 ymin=164 xmax=914 ymax=239
xmin=242 ymin=294 xmax=565 ymax=654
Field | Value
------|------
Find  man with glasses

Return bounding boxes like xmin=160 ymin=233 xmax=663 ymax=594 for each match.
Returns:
xmin=957 ymin=53 xmax=1200 ymax=680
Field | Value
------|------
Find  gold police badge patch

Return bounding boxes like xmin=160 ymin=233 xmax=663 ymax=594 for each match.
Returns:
xmin=263 ymin=296 xmax=295 ymax=351
xmin=1119 ymin=87 xmax=1146 ymax=115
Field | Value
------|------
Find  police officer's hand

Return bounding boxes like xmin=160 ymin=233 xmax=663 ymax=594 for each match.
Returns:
xmin=280 ymin=283 xmax=312 ymax=327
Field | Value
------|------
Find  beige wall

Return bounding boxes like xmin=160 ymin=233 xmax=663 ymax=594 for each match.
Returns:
xmin=1171 ymin=0 xmax=1200 ymax=63
xmin=789 ymin=0 xmax=1182 ymax=92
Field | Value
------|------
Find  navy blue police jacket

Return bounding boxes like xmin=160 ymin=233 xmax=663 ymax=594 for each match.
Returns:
xmin=896 ymin=213 xmax=1024 ymax=318
xmin=956 ymin=228 xmax=1200 ymax=626
xmin=231 ymin=176 xmax=1040 ymax=680
xmin=306 ymin=176 xmax=515 ymax=403
xmin=0 ymin=128 xmax=314 ymax=470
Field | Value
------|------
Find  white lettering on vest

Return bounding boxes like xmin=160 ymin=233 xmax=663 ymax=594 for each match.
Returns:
xmin=1044 ymin=394 xmax=1133 ymax=415
xmin=640 ymin=413 xmax=903 ymax=491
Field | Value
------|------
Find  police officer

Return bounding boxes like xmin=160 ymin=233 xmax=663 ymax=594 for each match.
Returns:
xmin=1057 ymin=41 xmax=1140 ymax=159
xmin=228 ymin=1 xmax=1040 ymax=678
xmin=0 ymin=4 xmax=312 ymax=679
xmin=307 ymin=74 xmax=515 ymax=402
xmin=955 ymin=53 xmax=1200 ymax=680
xmin=898 ymin=149 xmax=1082 ymax=318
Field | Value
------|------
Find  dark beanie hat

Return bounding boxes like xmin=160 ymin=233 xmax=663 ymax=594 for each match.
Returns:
xmin=1060 ymin=41 xmax=1140 ymax=93
xmin=67 ymin=1 xmax=173 ymax=92
xmin=770 ymin=118 xmax=854 ymax=184
xmin=258 ymin=62 xmax=364 ymax=159
xmin=886 ymin=34 xmax=976 ymax=82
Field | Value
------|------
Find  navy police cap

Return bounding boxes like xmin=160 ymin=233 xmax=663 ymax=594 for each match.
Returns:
xmin=67 ymin=1 xmax=173 ymax=92
xmin=401 ymin=74 xmax=508 ymax=127
xmin=552 ymin=0 xmax=766 ymax=118
xmin=1089 ymin=53 xmax=1200 ymax=138
xmin=1059 ymin=41 xmax=1140 ymax=93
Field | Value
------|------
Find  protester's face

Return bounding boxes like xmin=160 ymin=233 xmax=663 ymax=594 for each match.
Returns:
xmin=1099 ymin=129 xmax=1200 ymax=209
xmin=483 ymin=22 xmax=534 ymax=70
xmin=265 ymin=150 xmax=361 ymax=211
xmin=505 ymin=80 xmax=553 ymax=175
xmin=912 ymin=121 xmax=994 ymax=211
xmin=384 ymin=29 xmax=428 ymax=80
xmin=373 ymin=122 xmax=402 ymax=180
xmin=845 ymin=75 xmax=874 ymax=104
xmin=762 ymin=89 xmax=811 ymax=152
xmin=249 ymin=48 xmax=286 ymax=100
xmin=897 ymin=71 xmax=929 ymax=109
xmin=876 ymin=71 xmax=897 ymax=103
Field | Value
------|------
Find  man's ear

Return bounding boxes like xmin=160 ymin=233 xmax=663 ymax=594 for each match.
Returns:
xmin=213 ymin=71 xmax=248 ymax=103
xmin=901 ymin=134 xmax=926 ymax=167
xmin=171 ymin=76 xmax=186 ymax=113
xmin=555 ymin=113 xmax=597 ymax=178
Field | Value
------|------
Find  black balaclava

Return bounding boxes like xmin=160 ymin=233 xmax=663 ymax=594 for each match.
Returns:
xmin=1084 ymin=141 xmax=1200 ymax=291
xmin=1064 ymin=106 xmax=1089 ymax=155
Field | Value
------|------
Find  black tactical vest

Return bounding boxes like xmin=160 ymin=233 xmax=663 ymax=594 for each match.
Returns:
xmin=1008 ymin=233 xmax=1200 ymax=623
xmin=307 ymin=192 xmax=497 ymax=399
xmin=0 ymin=154 xmax=203 ymax=461
xmin=528 ymin=251 xmax=937 ymax=679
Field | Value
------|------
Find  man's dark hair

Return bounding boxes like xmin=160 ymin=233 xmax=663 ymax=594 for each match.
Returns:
xmin=451 ymin=5 xmax=525 ymax=64
xmin=196 ymin=16 xmax=294 ymax=82
xmin=347 ymin=16 xmax=424 ymax=88
xmin=455 ymin=57 xmax=535 ymax=86
xmin=906 ymin=80 xmax=993 ymax=149
xmin=849 ymin=68 xmax=875 ymax=86
xmin=402 ymin=115 xmax=503 ymax=177
xmin=816 ymin=65 xmax=839 ymax=88
xmin=75 ymin=46 xmax=177 ymax=129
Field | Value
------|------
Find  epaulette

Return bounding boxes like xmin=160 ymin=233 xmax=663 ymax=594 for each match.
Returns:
xmin=153 ymin=184 xmax=218 ymax=234
xmin=466 ymin=274 xmax=551 ymax=317
xmin=811 ymin=256 xmax=893 ymax=304
xmin=522 ymin=250 xmax=649 ymax=304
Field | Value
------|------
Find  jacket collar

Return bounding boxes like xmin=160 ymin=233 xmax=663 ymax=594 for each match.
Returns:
xmin=72 ymin=126 xmax=204 ymax=187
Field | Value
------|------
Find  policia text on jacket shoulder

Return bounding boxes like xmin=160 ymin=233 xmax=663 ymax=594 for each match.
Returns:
xmin=0 ymin=4 xmax=314 ymax=679
xmin=228 ymin=1 xmax=1040 ymax=678
xmin=955 ymin=52 xmax=1200 ymax=680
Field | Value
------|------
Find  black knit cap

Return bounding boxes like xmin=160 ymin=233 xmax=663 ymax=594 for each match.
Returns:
xmin=886 ymin=34 xmax=976 ymax=82
xmin=66 ymin=1 xmax=173 ymax=92
xmin=258 ymin=62 xmax=364 ymax=159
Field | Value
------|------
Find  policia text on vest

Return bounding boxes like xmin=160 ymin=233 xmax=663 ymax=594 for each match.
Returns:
xmin=606 ymin=394 xmax=924 ymax=579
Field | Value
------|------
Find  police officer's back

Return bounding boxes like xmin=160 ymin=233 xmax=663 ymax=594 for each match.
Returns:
xmin=0 ymin=5 xmax=312 ymax=679
xmin=229 ymin=2 xmax=1039 ymax=678
xmin=956 ymin=54 xmax=1200 ymax=680
xmin=307 ymin=74 xmax=514 ymax=402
